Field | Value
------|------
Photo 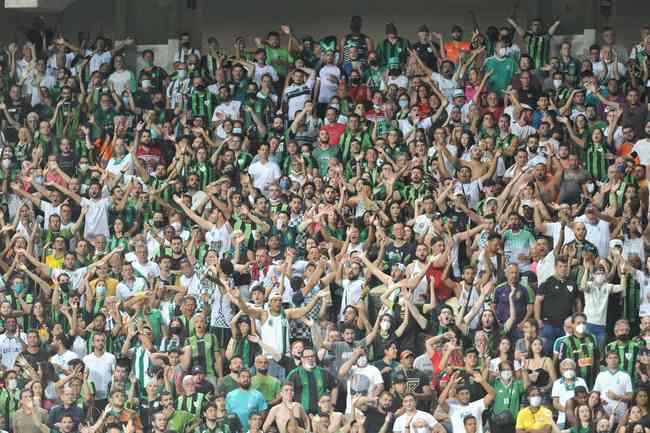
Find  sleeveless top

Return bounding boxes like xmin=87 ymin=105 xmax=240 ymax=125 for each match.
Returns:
xmin=260 ymin=306 xmax=289 ymax=355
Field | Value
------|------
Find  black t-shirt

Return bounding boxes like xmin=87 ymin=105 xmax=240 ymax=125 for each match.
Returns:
xmin=57 ymin=151 xmax=80 ymax=177
xmin=363 ymin=404 xmax=394 ymax=433
xmin=21 ymin=348 xmax=49 ymax=367
xmin=539 ymin=275 xmax=576 ymax=327
xmin=412 ymin=41 xmax=440 ymax=72
xmin=215 ymin=414 xmax=242 ymax=433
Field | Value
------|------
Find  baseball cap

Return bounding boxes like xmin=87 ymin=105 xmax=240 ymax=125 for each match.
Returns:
xmin=392 ymin=372 xmax=407 ymax=383
xmin=192 ymin=365 xmax=204 ymax=374
xmin=452 ymin=89 xmax=465 ymax=98
xmin=610 ymin=239 xmax=623 ymax=249
xmin=464 ymin=347 xmax=479 ymax=356
xmin=583 ymin=242 xmax=598 ymax=255
xmin=485 ymin=197 xmax=498 ymax=204
xmin=400 ymin=350 xmax=415 ymax=360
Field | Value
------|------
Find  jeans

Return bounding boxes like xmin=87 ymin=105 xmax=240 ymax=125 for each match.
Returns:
xmin=540 ymin=322 xmax=563 ymax=356
xmin=587 ymin=323 xmax=606 ymax=350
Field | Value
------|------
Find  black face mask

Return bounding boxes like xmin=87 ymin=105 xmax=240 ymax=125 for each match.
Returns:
xmin=59 ymin=282 xmax=70 ymax=293
xmin=351 ymin=78 xmax=361 ymax=85
xmin=258 ymin=368 xmax=268 ymax=374
xmin=153 ymin=220 xmax=164 ymax=228
xmin=618 ymin=333 xmax=630 ymax=341
xmin=247 ymin=92 xmax=256 ymax=99
xmin=368 ymin=59 xmax=378 ymax=67
xmin=182 ymin=41 xmax=191 ymax=48
xmin=195 ymin=85 xmax=205 ymax=92
xmin=155 ymin=101 xmax=166 ymax=109
xmin=170 ymin=326 xmax=182 ymax=335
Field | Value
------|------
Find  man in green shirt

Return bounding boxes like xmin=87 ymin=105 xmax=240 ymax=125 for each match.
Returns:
xmin=606 ymin=319 xmax=640 ymax=382
xmin=377 ymin=22 xmax=410 ymax=67
xmin=251 ymin=355 xmax=281 ymax=405
xmin=312 ymin=130 xmax=339 ymax=177
xmin=159 ymin=392 xmax=195 ymax=433
xmin=483 ymin=40 xmax=518 ymax=96
xmin=491 ymin=361 xmax=526 ymax=418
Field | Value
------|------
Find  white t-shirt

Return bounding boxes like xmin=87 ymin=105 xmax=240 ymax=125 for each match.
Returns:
xmin=448 ymin=399 xmax=487 ymax=433
xmin=633 ymin=139 xmax=650 ymax=165
xmin=430 ymin=72 xmax=457 ymax=100
xmin=83 ymin=351 xmax=116 ymax=400
xmin=254 ymin=64 xmax=279 ymax=85
xmin=284 ymin=78 xmax=315 ymax=120
xmin=543 ymin=221 xmax=576 ymax=248
xmin=105 ymin=153 xmax=134 ymax=177
xmin=81 ymin=197 xmax=112 ymax=241
xmin=50 ymin=350 xmax=80 ymax=378
xmin=593 ymin=370 xmax=632 ymax=418
xmin=212 ymin=100 xmax=242 ymax=122
xmin=393 ymin=410 xmax=439 ymax=433
xmin=205 ymin=224 xmax=232 ymax=259
xmin=248 ymin=160 xmax=281 ymax=194
xmin=0 ymin=332 xmax=27 ymax=369
xmin=317 ymin=64 xmax=341 ymax=104
xmin=108 ymin=69 xmax=135 ymax=96
xmin=633 ymin=270 xmax=650 ymax=317
xmin=86 ymin=50 xmax=113 ymax=73
xmin=575 ymin=216 xmax=610 ymax=258
xmin=551 ymin=377 xmax=588 ymax=425
xmin=40 ymin=200 xmax=62 ymax=231
xmin=116 ymin=277 xmax=148 ymax=300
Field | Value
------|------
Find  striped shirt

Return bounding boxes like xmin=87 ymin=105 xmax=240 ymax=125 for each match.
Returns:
xmin=524 ymin=32 xmax=552 ymax=70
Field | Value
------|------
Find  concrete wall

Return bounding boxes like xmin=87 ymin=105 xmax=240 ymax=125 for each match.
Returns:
xmin=1 ymin=0 xmax=649 ymax=58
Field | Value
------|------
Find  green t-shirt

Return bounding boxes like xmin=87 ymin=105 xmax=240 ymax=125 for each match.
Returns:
xmin=251 ymin=374 xmax=281 ymax=403
xmin=484 ymin=56 xmax=518 ymax=96
xmin=490 ymin=378 xmax=525 ymax=417
xmin=312 ymin=145 xmax=339 ymax=177
xmin=167 ymin=409 xmax=195 ymax=433
xmin=265 ymin=47 xmax=292 ymax=76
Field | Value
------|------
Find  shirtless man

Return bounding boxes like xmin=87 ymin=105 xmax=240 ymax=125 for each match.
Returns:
xmin=313 ymin=393 xmax=344 ymax=433
xmin=262 ymin=383 xmax=309 ymax=433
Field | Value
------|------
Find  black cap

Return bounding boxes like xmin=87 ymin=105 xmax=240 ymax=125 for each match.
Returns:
xmin=192 ymin=365 xmax=204 ymax=374
xmin=482 ymin=179 xmax=496 ymax=188
xmin=255 ymin=48 xmax=266 ymax=55
xmin=417 ymin=25 xmax=430 ymax=33
xmin=464 ymin=347 xmax=479 ymax=356
xmin=392 ymin=372 xmax=407 ymax=383
xmin=451 ymin=25 xmax=463 ymax=33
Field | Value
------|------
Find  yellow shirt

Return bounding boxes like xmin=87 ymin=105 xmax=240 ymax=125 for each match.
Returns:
xmin=45 ymin=253 xmax=65 ymax=269
xmin=516 ymin=406 xmax=553 ymax=430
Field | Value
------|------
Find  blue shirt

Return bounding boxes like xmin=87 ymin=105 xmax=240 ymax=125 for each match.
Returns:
xmin=225 ymin=388 xmax=268 ymax=430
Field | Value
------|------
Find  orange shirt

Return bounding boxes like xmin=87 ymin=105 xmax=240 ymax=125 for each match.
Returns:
xmin=443 ymin=41 xmax=471 ymax=64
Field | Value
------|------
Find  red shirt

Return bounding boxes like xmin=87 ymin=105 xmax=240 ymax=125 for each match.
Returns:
xmin=348 ymin=85 xmax=369 ymax=104
xmin=136 ymin=145 xmax=164 ymax=167
xmin=321 ymin=123 xmax=346 ymax=145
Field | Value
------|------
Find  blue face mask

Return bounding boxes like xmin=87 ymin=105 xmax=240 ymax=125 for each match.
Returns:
xmin=96 ymin=285 xmax=106 ymax=296
xmin=13 ymin=283 xmax=24 ymax=294
xmin=398 ymin=100 xmax=409 ymax=109
xmin=279 ymin=178 xmax=290 ymax=190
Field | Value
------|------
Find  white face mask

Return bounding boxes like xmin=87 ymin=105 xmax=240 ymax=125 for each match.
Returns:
xmin=529 ymin=396 xmax=542 ymax=407
xmin=171 ymin=222 xmax=181 ymax=232
xmin=553 ymin=79 xmax=563 ymax=88
xmin=380 ymin=321 xmax=391 ymax=331
xmin=7 ymin=379 xmax=17 ymax=390
xmin=594 ymin=274 xmax=606 ymax=285
xmin=498 ymin=47 xmax=507 ymax=57
xmin=142 ymin=79 xmax=152 ymax=89
xmin=357 ymin=356 xmax=368 ymax=368
xmin=563 ymin=369 xmax=576 ymax=379
xmin=177 ymin=69 xmax=187 ymax=79
xmin=416 ymin=428 xmax=429 ymax=433
xmin=399 ymin=100 xmax=409 ymax=109
xmin=500 ymin=370 xmax=513 ymax=381
xmin=79 ymin=163 xmax=89 ymax=174
xmin=586 ymin=182 xmax=595 ymax=193
xmin=1 ymin=159 xmax=11 ymax=169
xmin=575 ymin=323 xmax=586 ymax=335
